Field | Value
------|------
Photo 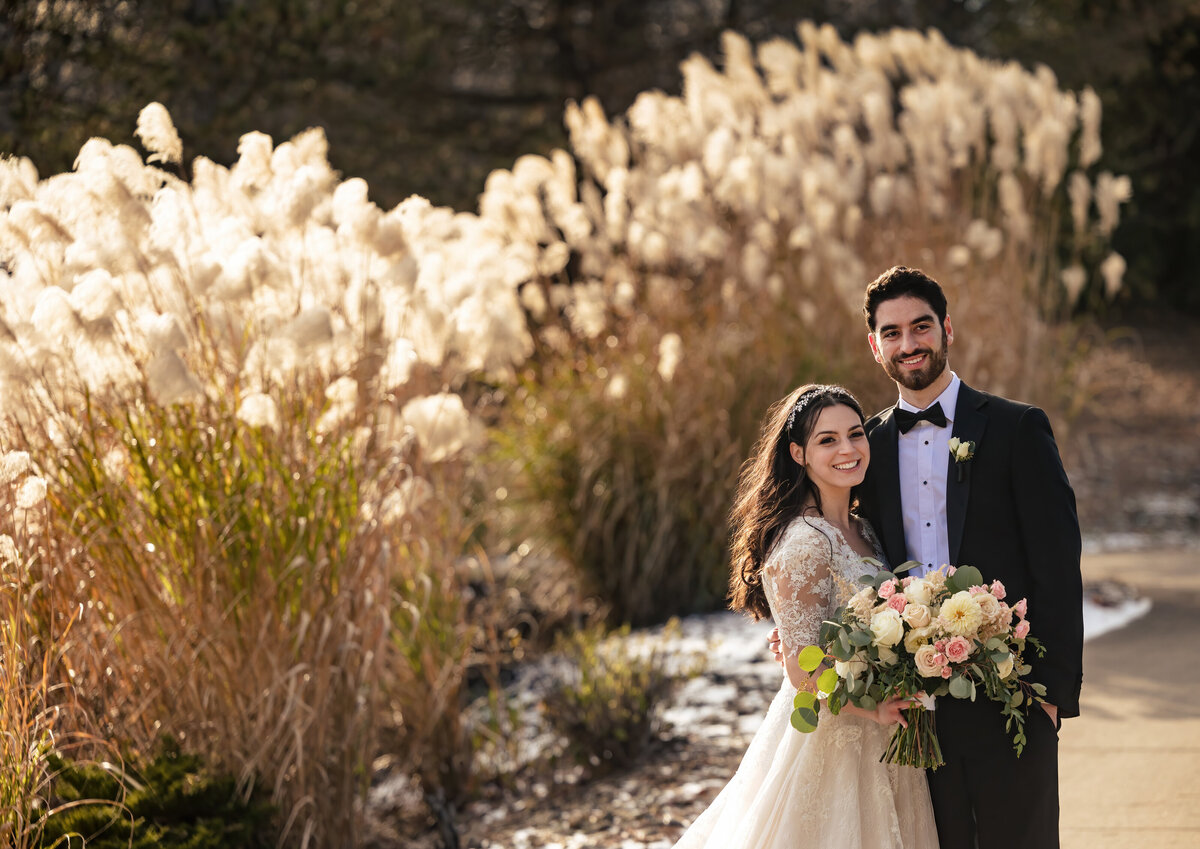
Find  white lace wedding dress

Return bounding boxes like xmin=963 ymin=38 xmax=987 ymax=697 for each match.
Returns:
xmin=673 ymin=515 xmax=938 ymax=849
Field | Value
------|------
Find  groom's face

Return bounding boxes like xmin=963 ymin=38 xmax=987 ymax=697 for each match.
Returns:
xmin=868 ymin=295 xmax=953 ymax=391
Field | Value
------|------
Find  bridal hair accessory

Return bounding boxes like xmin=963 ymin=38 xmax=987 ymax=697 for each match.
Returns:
xmin=785 ymin=385 xmax=847 ymax=433
xmin=948 ymin=437 xmax=976 ymax=482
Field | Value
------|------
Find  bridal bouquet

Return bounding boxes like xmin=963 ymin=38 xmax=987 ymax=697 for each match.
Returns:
xmin=790 ymin=561 xmax=1046 ymax=769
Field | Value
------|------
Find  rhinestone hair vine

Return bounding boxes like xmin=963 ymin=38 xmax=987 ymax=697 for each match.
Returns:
xmin=785 ymin=385 xmax=841 ymax=433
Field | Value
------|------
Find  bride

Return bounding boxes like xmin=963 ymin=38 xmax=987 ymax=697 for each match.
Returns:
xmin=673 ymin=384 xmax=937 ymax=849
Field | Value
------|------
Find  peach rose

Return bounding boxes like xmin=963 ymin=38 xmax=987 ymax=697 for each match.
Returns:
xmin=914 ymin=644 xmax=944 ymax=678
xmin=902 ymin=602 xmax=932 ymax=630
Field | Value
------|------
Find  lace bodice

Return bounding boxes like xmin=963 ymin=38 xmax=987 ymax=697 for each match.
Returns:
xmin=762 ymin=515 xmax=883 ymax=656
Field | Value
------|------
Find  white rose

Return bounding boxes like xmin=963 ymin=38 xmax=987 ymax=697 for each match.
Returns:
xmin=948 ymin=437 xmax=962 ymax=454
xmin=995 ymin=653 xmax=1015 ymax=679
xmin=902 ymin=602 xmax=932 ymax=629
xmin=869 ymin=608 xmax=904 ymax=648
xmin=834 ymin=654 xmax=868 ymax=681
xmin=877 ymin=645 xmax=899 ymax=666
xmin=914 ymin=644 xmax=943 ymax=678
xmin=904 ymin=624 xmax=935 ymax=654
xmin=906 ymin=578 xmax=933 ymax=606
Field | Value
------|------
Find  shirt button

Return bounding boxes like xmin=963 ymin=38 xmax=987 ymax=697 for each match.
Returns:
xmin=924 ymin=440 xmax=929 ymax=445
xmin=926 ymin=522 xmax=931 ymax=527
xmin=923 ymin=480 xmax=928 ymax=485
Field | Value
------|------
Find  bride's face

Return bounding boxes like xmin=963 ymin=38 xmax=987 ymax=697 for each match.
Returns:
xmin=790 ymin=404 xmax=869 ymax=497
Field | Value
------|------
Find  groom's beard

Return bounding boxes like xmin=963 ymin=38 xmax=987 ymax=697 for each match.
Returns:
xmin=883 ymin=338 xmax=949 ymax=391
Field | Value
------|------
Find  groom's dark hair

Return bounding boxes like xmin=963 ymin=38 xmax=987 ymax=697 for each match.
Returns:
xmin=863 ymin=266 xmax=948 ymax=331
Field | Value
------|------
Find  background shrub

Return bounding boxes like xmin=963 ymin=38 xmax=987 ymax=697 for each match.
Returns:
xmin=540 ymin=620 xmax=695 ymax=776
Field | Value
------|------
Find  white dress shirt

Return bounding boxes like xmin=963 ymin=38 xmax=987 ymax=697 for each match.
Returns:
xmin=897 ymin=372 xmax=961 ymax=577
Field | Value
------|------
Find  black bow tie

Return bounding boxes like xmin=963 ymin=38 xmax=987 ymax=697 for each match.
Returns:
xmin=894 ymin=402 xmax=947 ymax=434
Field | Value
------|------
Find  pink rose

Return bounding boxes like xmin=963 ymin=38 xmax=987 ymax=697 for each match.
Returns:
xmin=887 ymin=594 xmax=908 ymax=613
xmin=1013 ymin=599 xmax=1028 ymax=619
xmin=946 ymin=566 xmax=957 ymax=576
xmin=934 ymin=639 xmax=946 ymax=652
xmin=878 ymin=579 xmax=897 ymax=599
xmin=940 ymin=666 xmax=953 ymax=679
xmin=933 ymin=652 xmax=947 ymax=667
xmin=969 ymin=585 xmax=986 ymax=595
xmin=902 ymin=576 xmax=914 ymax=588
xmin=991 ymin=580 xmax=1007 ymax=600
xmin=944 ymin=635 xmax=972 ymax=663
xmin=1014 ymin=620 xmax=1031 ymax=640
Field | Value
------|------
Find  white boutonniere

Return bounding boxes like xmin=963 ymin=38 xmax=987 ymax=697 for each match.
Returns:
xmin=948 ymin=437 xmax=976 ymax=482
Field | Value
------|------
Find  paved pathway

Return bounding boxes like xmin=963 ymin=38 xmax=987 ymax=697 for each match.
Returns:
xmin=1060 ymin=548 xmax=1200 ymax=849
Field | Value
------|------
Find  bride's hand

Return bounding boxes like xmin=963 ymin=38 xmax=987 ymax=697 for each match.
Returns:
xmin=870 ymin=697 xmax=917 ymax=728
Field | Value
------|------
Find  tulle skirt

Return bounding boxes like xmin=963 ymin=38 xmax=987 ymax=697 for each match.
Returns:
xmin=673 ymin=680 xmax=938 ymax=849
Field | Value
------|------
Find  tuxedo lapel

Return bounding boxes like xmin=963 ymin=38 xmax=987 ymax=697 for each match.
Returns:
xmin=871 ymin=409 xmax=907 ymax=569
xmin=947 ymin=383 xmax=988 ymax=564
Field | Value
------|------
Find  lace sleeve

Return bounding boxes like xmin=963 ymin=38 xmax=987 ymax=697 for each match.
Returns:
xmin=763 ymin=520 xmax=834 ymax=656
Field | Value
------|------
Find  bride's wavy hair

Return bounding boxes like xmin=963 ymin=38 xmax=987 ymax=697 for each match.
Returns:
xmin=727 ymin=383 xmax=865 ymax=620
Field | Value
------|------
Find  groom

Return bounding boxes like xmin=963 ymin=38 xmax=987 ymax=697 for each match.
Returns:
xmin=773 ymin=266 xmax=1083 ymax=849
xmin=856 ymin=265 xmax=1082 ymax=849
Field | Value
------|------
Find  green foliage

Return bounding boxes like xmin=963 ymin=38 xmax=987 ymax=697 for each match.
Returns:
xmin=540 ymin=620 xmax=695 ymax=776
xmin=40 ymin=739 xmax=274 ymax=849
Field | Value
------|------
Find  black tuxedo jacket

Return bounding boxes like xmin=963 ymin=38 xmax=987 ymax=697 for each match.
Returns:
xmin=857 ymin=382 xmax=1083 ymax=718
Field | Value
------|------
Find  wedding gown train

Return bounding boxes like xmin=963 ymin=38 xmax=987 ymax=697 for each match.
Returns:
xmin=673 ymin=516 xmax=938 ymax=849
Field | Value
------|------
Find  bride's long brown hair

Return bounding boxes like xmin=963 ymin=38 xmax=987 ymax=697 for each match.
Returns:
xmin=727 ymin=384 xmax=865 ymax=620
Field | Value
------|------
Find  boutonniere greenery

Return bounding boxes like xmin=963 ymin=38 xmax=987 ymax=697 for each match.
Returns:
xmin=948 ymin=437 xmax=976 ymax=482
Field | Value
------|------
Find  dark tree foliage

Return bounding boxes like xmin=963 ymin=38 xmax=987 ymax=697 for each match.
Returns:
xmin=1 ymin=0 xmax=1196 ymax=308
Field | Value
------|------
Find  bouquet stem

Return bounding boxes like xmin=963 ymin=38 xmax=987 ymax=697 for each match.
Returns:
xmin=881 ymin=706 xmax=943 ymax=770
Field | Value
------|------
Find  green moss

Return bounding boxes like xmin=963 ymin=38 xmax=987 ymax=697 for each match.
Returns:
xmin=40 ymin=739 xmax=274 ymax=849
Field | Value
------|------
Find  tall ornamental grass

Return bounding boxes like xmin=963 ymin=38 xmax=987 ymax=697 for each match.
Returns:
xmin=0 ymin=460 xmax=115 ymax=849
xmin=480 ymin=24 xmax=1129 ymax=620
xmin=0 ymin=105 xmax=520 ymax=842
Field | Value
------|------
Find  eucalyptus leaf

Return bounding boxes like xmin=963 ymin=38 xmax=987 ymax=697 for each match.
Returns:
xmin=1019 ymin=664 xmax=1033 ymax=677
xmin=1031 ymin=683 xmax=1047 ymax=696
xmin=893 ymin=560 xmax=922 ymax=575
xmin=849 ymin=630 xmax=874 ymax=647
xmin=950 ymin=565 xmax=983 ymax=590
xmin=838 ymin=630 xmax=851 ymax=655
xmin=797 ymin=645 xmax=826 ymax=673
xmin=816 ymin=668 xmax=839 ymax=695
xmin=857 ymin=694 xmax=877 ymax=712
xmin=1010 ymin=690 xmax=1024 ymax=708
xmin=790 ymin=706 xmax=819 ymax=733
xmin=794 ymin=690 xmax=819 ymax=713
xmin=948 ymin=675 xmax=972 ymax=699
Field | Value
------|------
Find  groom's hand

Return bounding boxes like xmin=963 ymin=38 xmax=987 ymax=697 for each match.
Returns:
xmin=767 ymin=627 xmax=784 ymax=665
xmin=1041 ymin=701 xmax=1059 ymax=727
